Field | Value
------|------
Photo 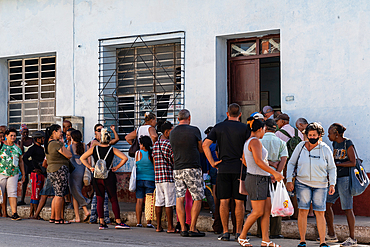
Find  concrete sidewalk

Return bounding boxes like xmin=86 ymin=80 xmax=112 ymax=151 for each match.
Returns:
xmin=7 ymin=197 xmax=370 ymax=244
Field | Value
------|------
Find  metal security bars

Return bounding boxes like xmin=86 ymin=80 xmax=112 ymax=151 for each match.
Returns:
xmin=98 ymin=32 xmax=185 ymax=141
xmin=8 ymin=56 xmax=56 ymax=134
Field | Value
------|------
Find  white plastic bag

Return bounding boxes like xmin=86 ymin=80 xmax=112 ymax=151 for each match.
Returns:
xmin=271 ymin=181 xmax=294 ymax=217
xmin=129 ymin=163 xmax=137 ymax=192
xmin=83 ymin=167 xmax=92 ymax=186
xmin=129 ymin=151 xmax=138 ymax=192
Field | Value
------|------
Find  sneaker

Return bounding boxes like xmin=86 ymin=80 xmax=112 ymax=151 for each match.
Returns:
xmin=340 ymin=237 xmax=357 ymax=246
xmin=99 ymin=224 xmax=108 ymax=230
xmin=136 ymin=224 xmax=143 ymax=227
xmin=146 ymin=224 xmax=155 ymax=228
xmin=115 ymin=223 xmax=130 ymax=229
xmin=11 ymin=213 xmax=21 ymax=221
xmin=316 ymin=235 xmax=339 ymax=243
xmin=218 ymin=232 xmax=230 ymax=241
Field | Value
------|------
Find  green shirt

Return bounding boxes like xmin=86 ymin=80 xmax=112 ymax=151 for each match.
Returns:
xmin=0 ymin=143 xmax=23 ymax=177
xmin=261 ymin=132 xmax=288 ymax=163
xmin=45 ymin=140 xmax=69 ymax=173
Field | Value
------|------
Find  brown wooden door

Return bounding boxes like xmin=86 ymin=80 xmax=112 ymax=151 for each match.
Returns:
xmin=230 ymin=59 xmax=260 ymax=123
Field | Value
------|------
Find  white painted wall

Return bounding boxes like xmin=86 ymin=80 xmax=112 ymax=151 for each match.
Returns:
xmin=1 ymin=0 xmax=369 ymax=166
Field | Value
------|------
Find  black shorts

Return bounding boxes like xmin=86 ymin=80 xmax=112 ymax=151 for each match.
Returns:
xmin=245 ymin=173 xmax=271 ymax=201
xmin=216 ymin=173 xmax=246 ymax=201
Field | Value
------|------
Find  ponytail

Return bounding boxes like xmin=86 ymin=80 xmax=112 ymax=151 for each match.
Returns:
xmin=71 ymin=130 xmax=84 ymax=156
xmin=246 ymin=117 xmax=265 ymax=132
xmin=44 ymin=124 xmax=61 ymax=154
xmin=139 ymin=136 xmax=153 ymax=163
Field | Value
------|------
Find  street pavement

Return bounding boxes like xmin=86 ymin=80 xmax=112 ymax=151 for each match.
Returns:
xmin=0 ymin=217 xmax=369 ymax=247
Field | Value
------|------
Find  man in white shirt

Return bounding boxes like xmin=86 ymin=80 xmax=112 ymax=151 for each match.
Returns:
xmin=275 ymin=114 xmax=304 ymax=142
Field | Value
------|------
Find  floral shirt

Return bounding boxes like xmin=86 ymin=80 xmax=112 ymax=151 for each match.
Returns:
xmin=0 ymin=143 xmax=23 ymax=177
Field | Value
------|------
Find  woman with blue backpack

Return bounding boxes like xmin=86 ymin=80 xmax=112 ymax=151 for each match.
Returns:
xmin=80 ymin=128 xmax=129 ymax=230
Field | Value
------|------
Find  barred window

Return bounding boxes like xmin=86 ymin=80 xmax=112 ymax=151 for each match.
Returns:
xmin=8 ymin=56 xmax=56 ymax=134
xmin=98 ymin=32 xmax=185 ymax=144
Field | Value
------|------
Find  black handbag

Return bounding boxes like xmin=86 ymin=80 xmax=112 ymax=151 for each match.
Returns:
xmin=128 ymin=127 xmax=140 ymax=158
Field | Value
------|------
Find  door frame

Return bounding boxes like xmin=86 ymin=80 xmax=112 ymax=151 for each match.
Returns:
xmin=227 ymin=34 xmax=280 ymax=106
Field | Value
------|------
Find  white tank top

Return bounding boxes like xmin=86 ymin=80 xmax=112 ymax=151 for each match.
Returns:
xmin=244 ymin=137 xmax=270 ymax=176
xmin=137 ymin=125 xmax=151 ymax=143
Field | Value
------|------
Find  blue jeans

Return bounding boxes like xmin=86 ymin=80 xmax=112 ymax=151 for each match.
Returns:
xmin=295 ymin=180 xmax=328 ymax=211
xmin=136 ymin=180 xmax=155 ymax=199
xmin=326 ymin=176 xmax=353 ymax=210
xmin=90 ymin=192 xmax=110 ymax=224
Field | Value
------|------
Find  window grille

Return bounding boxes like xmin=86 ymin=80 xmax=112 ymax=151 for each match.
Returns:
xmin=8 ymin=56 xmax=56 ymax=134
xmin=98 ymin=32 xmax=185 ymax=144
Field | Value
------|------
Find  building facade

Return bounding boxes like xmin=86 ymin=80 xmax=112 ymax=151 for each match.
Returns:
xmin=1 ymin=1 xmax=369 ymax=166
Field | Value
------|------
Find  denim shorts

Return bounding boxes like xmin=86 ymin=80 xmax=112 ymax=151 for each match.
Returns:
xmin=295 ymin=179 xmax=328 ymax=211
xmin=326 ymin=176 xmax=353 ymax=210
xmin=136 ymin=180 xmax=155 ymax=199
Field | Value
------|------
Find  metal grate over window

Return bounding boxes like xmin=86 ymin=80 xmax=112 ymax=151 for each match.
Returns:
xmin=8 ymin=56 xmax=56 ymax=134
xmin=98 ymin=32 xmax=185 ymax=144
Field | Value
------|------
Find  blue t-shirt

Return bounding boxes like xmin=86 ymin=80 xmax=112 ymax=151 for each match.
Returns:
xmin=136 ymin=150 xmax=155 ymax=181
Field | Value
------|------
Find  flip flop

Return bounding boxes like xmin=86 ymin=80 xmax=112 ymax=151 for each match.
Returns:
xmin=156 ymin=228 xmax=164 ymax=232
xmin=166 ymin=230 xmax=177 ymax=234
xmin=83 ymin=214 xmax=90 ymax=222
xmin=70 ymin=219 xmax=81 ymax=223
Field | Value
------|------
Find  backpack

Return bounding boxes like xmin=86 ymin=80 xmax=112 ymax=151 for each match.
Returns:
xmin=278 ymin=128 xmax=302 ymax=158
xmin=93 ymin=146 xmax=113 ymax=179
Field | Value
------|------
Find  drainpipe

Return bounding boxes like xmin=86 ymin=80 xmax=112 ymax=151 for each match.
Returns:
xmin=72 ymin=0 xmax=76 ymax=116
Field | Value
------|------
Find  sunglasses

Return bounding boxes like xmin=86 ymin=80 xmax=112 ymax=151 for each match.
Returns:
xmin=96 ymin=128 xmax=102 ymax=132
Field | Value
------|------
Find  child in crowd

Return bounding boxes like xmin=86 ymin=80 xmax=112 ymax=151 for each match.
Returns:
xmin=22 ymin=131 xmax=46 ymax=218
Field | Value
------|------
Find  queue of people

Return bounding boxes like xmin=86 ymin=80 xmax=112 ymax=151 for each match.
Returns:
xmin=0 ymin=105 xmax=361 ymax=247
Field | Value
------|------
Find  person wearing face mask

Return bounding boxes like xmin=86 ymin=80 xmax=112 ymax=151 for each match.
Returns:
xmin=286 ymin=122 xmax=337 ymax=247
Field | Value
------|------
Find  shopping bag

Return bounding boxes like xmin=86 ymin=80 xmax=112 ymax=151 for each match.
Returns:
xmin=145 ymin=192 xmax=155 ymax=221
xmin=349 ymin=147 xmax=369 ymax=196
xmin=271 ymin=181 xmax=294 ymax=217
xmin=83 ymin=167 xmax=92 ymax=186
xmin=350 ymin=159 xmax=369 ymax=196
xmin=0 ymin=186 xmax=3 ymax=204
xmin=129 ymin=152 xmax=138 ymax=192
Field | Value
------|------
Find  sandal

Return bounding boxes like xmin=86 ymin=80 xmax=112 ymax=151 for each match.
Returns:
xmin=55 ymin=219 xmax=71 ymax=224
xmin=238 ymin=237 xmax=252 ymax=246
xmin=298 ymin=242 xmax=306 ymax=247
xmin=49 ymin=219 xmax=55 ymax=223
xmin=83 ymin=214 xmax=90 ymax=222
xmin=70 ymin=219 xmax=81 ymax=223
xmin=261 ymin=241 xmax=280 ymax=247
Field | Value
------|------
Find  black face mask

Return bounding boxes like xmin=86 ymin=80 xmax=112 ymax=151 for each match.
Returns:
xmin=308 ymin=138 xmax=319 ymax=144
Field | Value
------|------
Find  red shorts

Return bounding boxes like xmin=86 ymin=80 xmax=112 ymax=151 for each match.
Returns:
xmin=30 ymin=172 xmax=45 ymax=204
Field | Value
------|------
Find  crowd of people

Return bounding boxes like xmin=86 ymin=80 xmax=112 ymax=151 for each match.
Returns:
xmin=0 ymin=104 xmax=360 ymax=247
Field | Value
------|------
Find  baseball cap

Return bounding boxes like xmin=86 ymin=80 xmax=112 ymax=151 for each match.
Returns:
xmin=263 ymin=106 xmax=273 ymax=114
xmin=275 ymin=113 xmax=290 ymax=121
xmin=33 ymin=131 xmax=45 ymax=139
xmin=265 ymin=119 xmax=277 ymax=129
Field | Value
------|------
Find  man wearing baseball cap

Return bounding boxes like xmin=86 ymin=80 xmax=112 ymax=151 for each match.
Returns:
xmin=275 ymin=113 xmax=304 ymax=143
xmin=262 ymin=106 xmax=274 ymax=120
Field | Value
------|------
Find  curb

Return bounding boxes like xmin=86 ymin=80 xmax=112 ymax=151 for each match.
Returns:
xmin=10 ymin=206 xmax=370 ymax=244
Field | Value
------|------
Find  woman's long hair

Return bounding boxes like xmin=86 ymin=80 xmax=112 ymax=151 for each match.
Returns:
xmin=45 ymin=124 xmax=61 ymax=154
xmin=139 ymin=136 xmax=153 ymax=163
xmin=71 ymin=130 xmax=84 ymax=156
